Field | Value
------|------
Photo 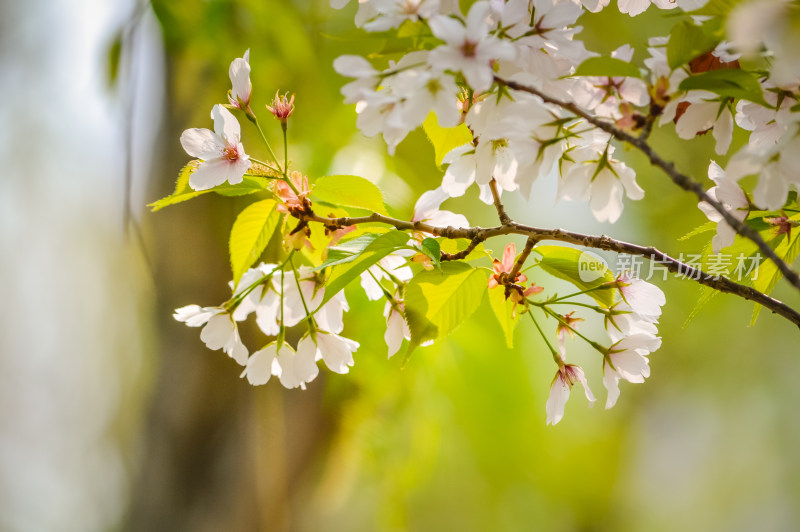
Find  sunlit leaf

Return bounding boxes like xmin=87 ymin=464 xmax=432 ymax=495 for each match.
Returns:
xmin=312 ymin=175 xmax=387 ymax=214
xmin=488 ymin=286 xmax=521 ymax=348
xmin=679 ymin=70 xmax=768 ymax=106
xmin=534 ymin=246 xmax=616 ymax=307
xmin=574 ymin=57 xmax=642 ymax=78
xmin=422 ymin=112 xmax=473 ymax=167
xmin=317 ymin=230 xmax=411 ymax=309
xmin=229 ymin=199 xmax=281 ymax=286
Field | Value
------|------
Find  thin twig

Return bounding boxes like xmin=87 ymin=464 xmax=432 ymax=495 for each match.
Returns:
xmin=488 ymin=178 xmax=512 ymax=225
xmin=494 ymin=76 xmax=800 ymax=294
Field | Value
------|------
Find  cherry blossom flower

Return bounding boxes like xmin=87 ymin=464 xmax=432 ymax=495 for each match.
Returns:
xmin=617 ymin=0 xmax=677 ymax=17
xmin=557 ymin=147 xmax=644 ymax=223
xmin=697 ymin=161 xmax=749 ymax=254
xmin=333 ymin=55 xmax=381 ymax=104
xmin=427 ymin=1 xmax=516 ymax=92
xmin=273 ymin=337 xmax=320 ymax=389
xmin=316 ymin=332 xmax=361 ymax=374
xmin=241 ymin=342 xmax=281 ymax=386
xmin=727 ymin=132 xmax=800 ymax=210
xmin=546 ymin=364 xmax=596 ymax=425
xmin=175 ymin=305 xmax=249 ymax=366
xmin=180 ymin=104 xmax=251 ymax=191
xmin=230 ymin=263 xmax=282 ymax=336
xmin=615 ymin=272 xmax=665 ymax=322
xmin=266 ymin=91 xmax=295 ymax=122
xmin=570 ymin=45 xmax=649 ymax=119
xmin=277 ymin=267 xmax=349 ymax=333
xmin=362 ymin=0 xmax=442 ymax=32
xmin=604 ymin=302 xmax=658 ymax=343
xmin=661 ymin=91 xmax=734 ymax=155
xmin=412 ymin=187 xmax=470 ymax=229
xmin=228 ymin=49 xmax=252 ymax=110
xmin=603 ymin=333 xmax=662 ymax=408
xmin=360 ymin=254 xmax=413 ymax=301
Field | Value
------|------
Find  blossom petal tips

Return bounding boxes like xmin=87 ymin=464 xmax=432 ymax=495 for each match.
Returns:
xmin=228 ymin=49 xmax=252 ymax=109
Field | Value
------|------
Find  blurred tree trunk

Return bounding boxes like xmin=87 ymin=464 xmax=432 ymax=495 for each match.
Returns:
xmin=125 ymin=12 xmax=329 ymax=532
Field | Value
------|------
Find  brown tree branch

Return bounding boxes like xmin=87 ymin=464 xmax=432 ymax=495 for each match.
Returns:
xmin=494 ymin=76 xmax=800 ymax=294
xmin=488 ymin=178 xmax=512 ymax=225
xmin=299 ymin=211 xmax=800 ymax=328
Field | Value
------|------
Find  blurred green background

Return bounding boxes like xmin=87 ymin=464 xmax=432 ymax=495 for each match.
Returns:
xmin=2 ymin=0 xmax=798 ymax=531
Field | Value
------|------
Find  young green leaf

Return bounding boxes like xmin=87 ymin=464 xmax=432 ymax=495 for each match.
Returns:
xmin=488 ymin=285 xmax=521 ymax=348
xmin=316 ymin=230 xmax=411 ymax=309
xmin=574 ymin=57 xmax=642 ymax=78
xmin=311 ymin=175 xmax=387 ymax=214
xmin=406 ymin=261 xmax=486 ymax=338
xmin=534 ymin=246 xmax=616 ymax=307
xmin=678 ymin=70 xmax=768 ymax=106
xmin=420 ymin=238 xmax=441 ymax=268
xmin=667 ymin=20 xmax=721 ymax=70
xmin=751 ymin=217 xmax=800 ymax=323
xmin=422 ymin=112 xmax=473 ymax=167
xmin=229 ymin=199 xmax=281 ymax=286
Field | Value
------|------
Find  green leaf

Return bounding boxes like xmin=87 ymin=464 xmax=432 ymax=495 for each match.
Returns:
xmin=421 ymin=238 xmax=441 ymax=268
xmin=312 ymin=175 xmax=387 ymax=214
xmin=667 ymin=20 xmax=721 ymax=70
xmin=439 ymin=238 xmax=488 ymax=261
xmin=689 ymin=0 xmax=743 ymax=16
xmin=574 ymin=57 xmax=642 ymax=78
xmin=149 ymin=160 xmax=272 ymax=211
xmin=404 ymin=262 xmax=487 ymax=354
xmin=422 ymin=112 xmax=473 ymax=167
xmin=751 ymin=218 xmax=800 ymax=323
xmin=488 ymin=285 xmax=521 ymax=348
xmin=679 ymin=70 xmax=768 ymax=106
xmin=316 ymin=230 xmax=411 ymax=309
xmin=107 ymin=30 xmax=123 ymax=89
xmin=679 ymin=221 xmax=716 ymax=241
xmin=317 ymin=233 xmax=384 ymax=270
xmin=229 ymin=199 xmax=281 ymax=286
xmin=683 ymin=285 xmax=719 ymax=328
xmin=535 ymin=246 xmax=616 ymax=307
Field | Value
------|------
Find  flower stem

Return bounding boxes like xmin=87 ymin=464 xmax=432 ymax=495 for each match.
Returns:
xmin=541 ymin=306 xmax=607 ymax=354
xmin=290 ymin=255 xmax=317 ymax=339
xmin=248 ymin=113 xmax=281 ymax=169
xmin=528 ymin=310 xmax=562 ymax=365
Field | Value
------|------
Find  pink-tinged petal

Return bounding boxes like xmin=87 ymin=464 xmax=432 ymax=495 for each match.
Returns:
xmin=502 ymin=243 xmax=516 ymax=272
xmin=229 ymin=50 xmax=252 ymax=105
xmin=180 ymin=128 xmax=224 ymax=160
xmin=242 ymin=344 xmax=278 ymax=385
xmin=212 ymin=104 xmax=241 ymax=144
xmin=189 ymin=158 xmax=234 ymax=191
xmin=545 ymin=373 xmax=570 ymax=425
xmin=569 ymin=366 xmax=597 ymax=405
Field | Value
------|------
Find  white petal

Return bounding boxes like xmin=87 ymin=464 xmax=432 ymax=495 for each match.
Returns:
xmin=212 ymin=104 xmax=241 ymax=144
xmin=180 ymin=128 xmax=224 ymax=160
xmin=545 ymin=374 xmax=570 ymax=425
xmin=243 ymin=344 xmax=278 ymax=385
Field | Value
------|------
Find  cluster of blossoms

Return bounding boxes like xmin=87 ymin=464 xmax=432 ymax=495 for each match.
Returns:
xmin=160 ymin=0 xmax=800 ymax=425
